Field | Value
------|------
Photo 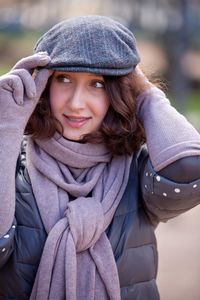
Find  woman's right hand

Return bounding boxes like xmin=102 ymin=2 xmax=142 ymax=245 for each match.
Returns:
xmin=0 ymin=52 xmax=52 ymax=131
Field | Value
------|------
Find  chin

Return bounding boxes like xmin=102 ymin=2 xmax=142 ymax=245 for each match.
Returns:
xmin=63 ymin=132 xmax=84 ymax=142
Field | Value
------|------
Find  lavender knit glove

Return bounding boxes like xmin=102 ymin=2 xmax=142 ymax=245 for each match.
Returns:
xmin=135 ymin=70 xmax=200 ymax=171
xmin=0 ymin=53 xmax=52 ymax=237
xmin=0 ymin=52 xmax=52 ymax=134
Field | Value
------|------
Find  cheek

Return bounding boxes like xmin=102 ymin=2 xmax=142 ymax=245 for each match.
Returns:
xmin=93 ymin=96 xmax=110 ymax=118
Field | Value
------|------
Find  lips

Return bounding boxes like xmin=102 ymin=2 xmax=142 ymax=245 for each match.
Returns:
xmin=63 ymin=115 xmax=91 ymax=128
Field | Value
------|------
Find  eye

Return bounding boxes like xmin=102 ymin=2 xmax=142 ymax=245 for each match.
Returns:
xmin=91 ymin=80 xmax=105 ymax=89
xmin=55 ymin=74 xmax=71 ymax=84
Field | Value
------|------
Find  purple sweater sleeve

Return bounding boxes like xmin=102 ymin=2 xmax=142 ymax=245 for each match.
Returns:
xmin=137 ymin=86 xmax=200 ymax=171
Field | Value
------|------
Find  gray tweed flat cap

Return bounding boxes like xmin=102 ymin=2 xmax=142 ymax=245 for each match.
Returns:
xmin=34 ymin=15 xmax=140 ymax=76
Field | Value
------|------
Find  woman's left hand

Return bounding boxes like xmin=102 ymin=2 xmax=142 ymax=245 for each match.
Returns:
xmin=133 ymin=66 xmax=154 ymax=97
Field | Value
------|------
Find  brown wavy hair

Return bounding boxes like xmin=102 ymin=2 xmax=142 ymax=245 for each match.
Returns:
xmin=25 ymin=71 xmax=148 ymax=155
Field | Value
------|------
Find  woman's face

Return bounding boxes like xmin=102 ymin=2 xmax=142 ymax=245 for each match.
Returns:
xmin=50 ymin=71 xmax=110 ymax=141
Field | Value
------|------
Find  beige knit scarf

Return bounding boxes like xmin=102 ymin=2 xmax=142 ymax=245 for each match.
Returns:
xmin=26 ymin=132 xmax=132 ymax=300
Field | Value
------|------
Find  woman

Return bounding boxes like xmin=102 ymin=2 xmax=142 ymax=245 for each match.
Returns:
xmin=0 ymin=15 xmax=200 ymax=300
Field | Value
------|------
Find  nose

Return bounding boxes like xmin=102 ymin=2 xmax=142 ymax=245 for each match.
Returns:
xmin=68 ymin=84 xmax=86 ymax=111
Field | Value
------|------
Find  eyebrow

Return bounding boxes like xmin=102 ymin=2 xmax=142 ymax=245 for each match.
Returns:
xmin=83 ymin=73 xmax=104 ymax=79
xmin=87 ymin=73 xmax=103 ymax=77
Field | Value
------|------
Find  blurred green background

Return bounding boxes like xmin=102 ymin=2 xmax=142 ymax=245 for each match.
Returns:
xmin=0 ymin=1 xmax=200 ymax=300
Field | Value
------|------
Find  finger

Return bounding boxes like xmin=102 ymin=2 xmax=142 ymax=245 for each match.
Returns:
xmin=3 ymin=74 xmax=25 ymax=105
xmin=34 ymin=69 xmax=53 ymax=98
xmin=12 ymin=53 xmax=51 ymax=72
xmin=135 ymin=66 xmax=151 ymax=86
xmin=10 ymin=69 xmax=36 ymax=99
xmin=135 ymin=66 xmax=145 ymax=76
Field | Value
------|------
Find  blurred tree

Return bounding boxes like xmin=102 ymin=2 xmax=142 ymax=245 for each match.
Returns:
xmin=161 ymin=0 xmax=191 ymax=111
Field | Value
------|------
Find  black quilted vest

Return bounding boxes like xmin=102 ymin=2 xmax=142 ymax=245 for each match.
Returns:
xmin=0 ymin=146 xmax=160 ymax=300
